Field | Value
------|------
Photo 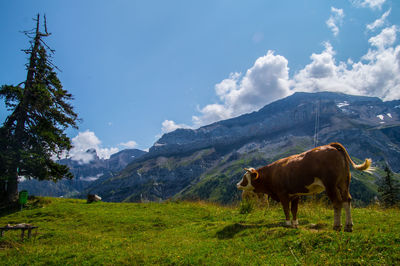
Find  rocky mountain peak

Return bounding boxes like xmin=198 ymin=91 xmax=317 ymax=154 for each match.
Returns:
xmin=150 ymin=92 xmax=399 ymax=158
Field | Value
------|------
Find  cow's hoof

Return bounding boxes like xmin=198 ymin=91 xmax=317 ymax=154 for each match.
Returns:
xmin=291 ymin=220 xmax=299 ymax=228
xmin=344 ymin=225 xmax=353 ymax=232
xmin=333 ymin=225 xmax=342 ymax=231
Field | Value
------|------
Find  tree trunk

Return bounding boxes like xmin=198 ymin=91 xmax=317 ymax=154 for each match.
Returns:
xmin=0 ymin=179 xmax=6 ymax=203
xmin=6 ymin=172 xmax=18 ymax=203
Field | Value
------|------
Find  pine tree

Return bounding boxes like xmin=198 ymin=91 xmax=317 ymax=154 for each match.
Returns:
xmin=0 ymin=14 xmax=78 ymax=204
xmin=377 ymin=165 xmax=400 ymax=207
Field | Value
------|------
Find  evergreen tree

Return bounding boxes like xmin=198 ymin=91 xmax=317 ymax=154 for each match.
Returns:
xmin=377 ymin=165 xmax=400 ymax=207
xmin=0 ymin=14 xmax=78 ymax=204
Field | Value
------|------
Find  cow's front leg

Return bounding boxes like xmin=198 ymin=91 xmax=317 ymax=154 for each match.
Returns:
xmin=291 ymin=197 xmax=299 ymax=228
xmin=281 ymin=198 xmax=291 ymax=227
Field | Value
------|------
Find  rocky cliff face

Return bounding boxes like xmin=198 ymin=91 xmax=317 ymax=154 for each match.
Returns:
xmin=86 ymin=92 xmax=400 ymax=204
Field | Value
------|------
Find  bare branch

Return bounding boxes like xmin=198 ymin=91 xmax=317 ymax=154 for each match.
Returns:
xmin=39 ymin=39 xmax=55 ymax=53
xmin=44 ymin=14 xmax=48 ymax=35
xmin=17 ymin=82 xmax=25 ymax=87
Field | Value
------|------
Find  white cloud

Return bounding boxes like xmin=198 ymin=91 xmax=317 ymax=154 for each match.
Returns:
xmin=66 ymin=130 xmax=122 ymax=163
xmin=368 ymin=25 xmax=398 ymax=49
xmin=192 ymin=51 xmax=291 ymax=127
xmin=79 ymin=173 xmax=104 ymax=182
xmin=366 ymin=8 xmax=391 ymax=31
xmin=68 ymin=130 xmax=101 ymax=163
xmin=119 ymin=140 xmax=138 ymax=149
xmin=326 ymin=7 xmax=344 ymax=37
xmin=161 ymin=120 xmax=192 ymax=134
xmin=351 ymin=0 xmax=386 ymax=10
xmin=292 ymin=42 xmax=356 ymax=94
xmin=293 ymin=26 xmax=400 ymax=101
xmin=192 ymin=103 xmax=233 ymax=127
xmin=97 ymin=147 xmax=119 ymax=160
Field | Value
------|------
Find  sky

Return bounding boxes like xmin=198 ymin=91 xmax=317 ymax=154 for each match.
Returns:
xmin=1 ymin=0 xmax=400 ymax=162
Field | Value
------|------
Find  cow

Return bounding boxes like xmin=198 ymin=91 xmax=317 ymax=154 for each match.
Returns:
xmin=236 ymin=143 xmax=372 ymax=232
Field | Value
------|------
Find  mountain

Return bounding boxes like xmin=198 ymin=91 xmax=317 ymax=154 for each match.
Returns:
xmin=81 ymin=92 xmax=400 ymax=204
xmin=19 ymin=148 xmax=147 ymax=197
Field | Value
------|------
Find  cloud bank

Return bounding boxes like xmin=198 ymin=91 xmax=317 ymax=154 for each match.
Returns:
xmin=192 ymin=51 xmax=291 ymax=127
xmin=169 ymin=27 xmax=399 ymax=130
xmin=161 ymin=4 xmax=399 ymax=137
xmin=292 ymin=29 xmax=400 ymax=100
xmin=351 ymin=0 xmax=386 ymax=10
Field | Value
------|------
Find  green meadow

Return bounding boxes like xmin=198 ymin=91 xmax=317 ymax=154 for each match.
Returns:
xmin=0 ymin=197 xmax=399 ymax=265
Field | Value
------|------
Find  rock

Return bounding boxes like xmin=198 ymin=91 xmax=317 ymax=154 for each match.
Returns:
xmin=87 ymin=194 xmax=102 ymax=203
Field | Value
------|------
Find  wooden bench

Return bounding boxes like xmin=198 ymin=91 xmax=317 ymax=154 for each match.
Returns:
xmin=0 ymin=224 xmax=38 ymax=241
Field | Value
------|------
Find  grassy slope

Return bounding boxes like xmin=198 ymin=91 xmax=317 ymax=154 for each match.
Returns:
xmin=1 ymin=198 xmax=399 ymax=265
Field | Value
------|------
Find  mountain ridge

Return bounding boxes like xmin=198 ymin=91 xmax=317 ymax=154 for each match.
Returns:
xmin=84 ymin=91 xmax=400 ymax=204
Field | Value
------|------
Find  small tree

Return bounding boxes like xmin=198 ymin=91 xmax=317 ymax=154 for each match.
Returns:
xmin=0 ymin=14 xmax=78 ymax=204
xmin=377 ymin=165 xmax=400 ymax=207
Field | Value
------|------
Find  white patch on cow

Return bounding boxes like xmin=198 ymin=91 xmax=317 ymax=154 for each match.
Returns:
xmin=236 ymin=172 xmax=255 ymax=191
xmin=285 ymin=220 xmax=292 ymax=226
xmin=377 ymin=114 xmax=384 ymax=120
xmin=289 ymin=177 xmax=325 ymax=197
xmin=306 ymin=178 xmax=325 ymax=194
xmin=292 ymin=219 xmax=299 ymax=226
xmin=387 ymin=113 xmax=392 ymax=118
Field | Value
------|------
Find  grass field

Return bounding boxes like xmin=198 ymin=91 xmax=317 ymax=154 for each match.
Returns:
xmin=0 ymin=197 xmax=399 ymax=265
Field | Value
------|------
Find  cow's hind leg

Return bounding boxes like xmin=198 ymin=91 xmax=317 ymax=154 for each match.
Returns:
xmin=342 ymin=189 xmax=353 ymax=232
xmin=291 ymin=197 xmax=299 ymax=228
xmin=342 ymin=176 xmax=353 ymax=232
xmin=343 ymin=201 xmax=353 ymax=232
xmin=326 ymin=187 xmax=343 ymax=231
xmin=332 ymin=201 xmax=343 ymax=231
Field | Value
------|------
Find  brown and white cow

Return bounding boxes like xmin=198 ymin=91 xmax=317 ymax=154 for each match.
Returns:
xmin=236 ymin=143 xmax=372 ymax=232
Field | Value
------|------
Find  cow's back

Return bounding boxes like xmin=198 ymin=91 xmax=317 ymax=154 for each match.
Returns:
xmin=264 ymin=144 xmax=349 ymax=194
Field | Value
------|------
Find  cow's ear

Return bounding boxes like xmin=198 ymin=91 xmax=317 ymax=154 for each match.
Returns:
xmin=244 ymin=168 xmax=250 ymax=172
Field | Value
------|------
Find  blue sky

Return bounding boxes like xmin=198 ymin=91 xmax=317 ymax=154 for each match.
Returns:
xmin=1 ymin=0 xmax=400 ymax=160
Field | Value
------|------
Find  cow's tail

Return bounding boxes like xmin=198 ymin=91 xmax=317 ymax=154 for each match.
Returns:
xmin=330 ymin=143 xmax=373 ymax=172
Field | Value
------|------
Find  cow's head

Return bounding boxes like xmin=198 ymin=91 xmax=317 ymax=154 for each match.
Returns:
xmin=236 ymin=168 xmax=259 ymax=191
